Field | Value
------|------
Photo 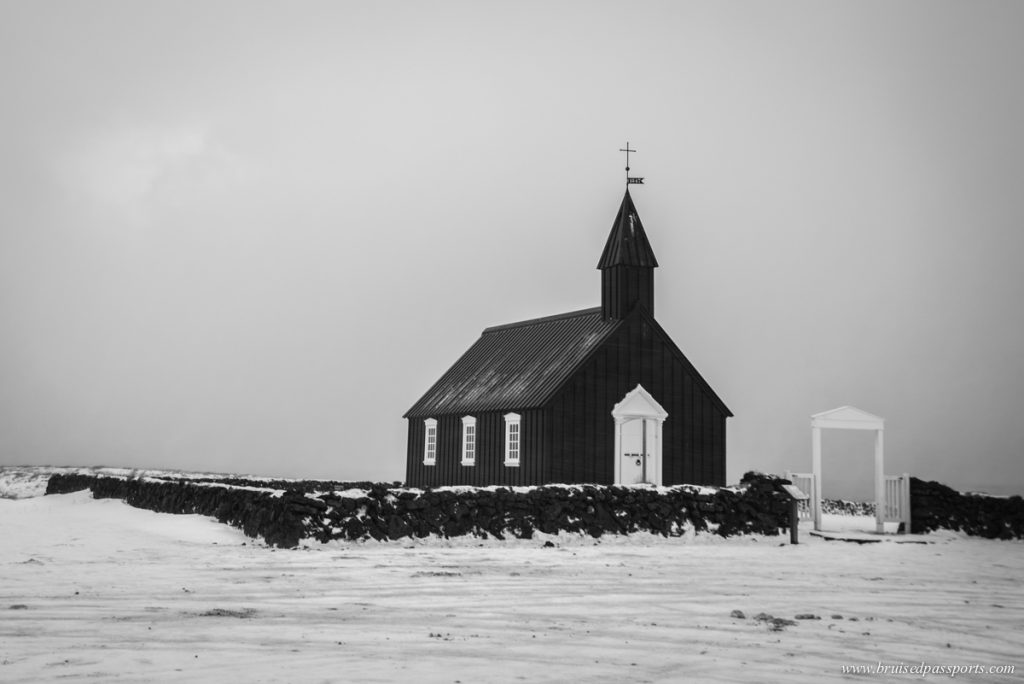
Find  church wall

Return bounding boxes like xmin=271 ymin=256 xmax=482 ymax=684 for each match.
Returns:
xmin=404 ymin=409 xmax=547 ymax=488
xmin=544 ymin=310 xmax=728 ymax=487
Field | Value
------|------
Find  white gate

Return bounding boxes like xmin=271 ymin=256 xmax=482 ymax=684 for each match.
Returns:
xmin=884 ymin=473 xmax=911 ymax=533
xmin=784 ymin=471 xmax=815 ymax=521
xmin=811 ymin=406 xmax=886 ymax=533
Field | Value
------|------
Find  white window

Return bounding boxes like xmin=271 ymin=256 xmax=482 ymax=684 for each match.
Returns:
xmin=504 ymin=412 xmax=521 ymax=467
xmin=423 ymin=418 xmax=437 ymax=466
xmin=461 ymin=416 xmax=476 ymax=466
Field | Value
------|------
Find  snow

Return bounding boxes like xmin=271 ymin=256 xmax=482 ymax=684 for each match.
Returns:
xmin=817 ymin=514 xmax=902 ymax=535
xmin=2 ymin=492 xmax=1021 ymax=682
xmin=329 ymin=488 xmax=373 ymax=499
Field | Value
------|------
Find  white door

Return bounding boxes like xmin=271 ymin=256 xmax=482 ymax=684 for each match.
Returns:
xmin=620 ymin=418 xmax=649 ymax=484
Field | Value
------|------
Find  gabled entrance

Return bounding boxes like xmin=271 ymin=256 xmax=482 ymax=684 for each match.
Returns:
xmin=810 ymin=406 xmax=909 ymax=533
xmin=612 ymin=384 xmax=668 ymax=485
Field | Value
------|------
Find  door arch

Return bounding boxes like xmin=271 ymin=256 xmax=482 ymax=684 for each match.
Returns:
xmin=810 ymin=406 xmax=885 ymax=533
xmin=612 ymin=384 xmax=668 ymax=485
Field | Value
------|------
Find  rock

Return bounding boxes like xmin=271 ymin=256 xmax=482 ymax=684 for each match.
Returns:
xmin=769 ymin=618 xmax=797 ymax=631
xmin=794 ymin=614 xmax=821 ymax=620
xmin=730 ymin=609 xmax=746 ymax=619
xmin=386 ymin=515 xmax=411 ymax=540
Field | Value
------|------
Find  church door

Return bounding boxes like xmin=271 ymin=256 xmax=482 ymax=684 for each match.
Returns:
xmin=620 ymin=418 xmax=652 ymax=484
xmin=612 ymin=384 xmax=668 ymax=486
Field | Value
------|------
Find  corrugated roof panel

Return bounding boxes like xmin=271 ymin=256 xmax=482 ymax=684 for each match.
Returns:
xmin=404 ymin=308 xmax=620 ymax=418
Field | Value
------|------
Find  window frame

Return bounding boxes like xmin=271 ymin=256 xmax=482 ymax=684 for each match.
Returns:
xmin=423 ymin=418 xmax=438 ymax=466
xmin=461 ymin=416 xmax=476 ymax=466
xmin=503 ymin=412 xmax=521 ymax=467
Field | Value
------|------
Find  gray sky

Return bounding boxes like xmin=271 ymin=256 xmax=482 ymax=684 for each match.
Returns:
xmin=2 ymin=1 xmax=1022 ymax=498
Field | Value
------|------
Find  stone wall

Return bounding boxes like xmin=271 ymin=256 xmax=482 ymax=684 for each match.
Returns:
xmin=910 ymin=477 xmax=1024 ymax=539
xmin=820 ymin=499 xmax=874 ymax=516
xmin=46 ymin=472 xmax=793 ymax=548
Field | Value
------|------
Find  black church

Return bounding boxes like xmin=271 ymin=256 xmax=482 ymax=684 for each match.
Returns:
xmin=404 ymin=188 xmax=731 ymax=488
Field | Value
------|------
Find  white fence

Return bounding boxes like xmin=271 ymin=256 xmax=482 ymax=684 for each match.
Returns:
xmin=884 ymin=473 xmax=912 ymax=533
xmin=784 ymin=471 xmax=815 ymax=521
xmin=787 ymin=470 xmax=911 ymax=533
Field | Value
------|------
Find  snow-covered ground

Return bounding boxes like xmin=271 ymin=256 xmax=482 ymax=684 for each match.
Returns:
xmin=1 ymin=492 xmax=1021 ymax=683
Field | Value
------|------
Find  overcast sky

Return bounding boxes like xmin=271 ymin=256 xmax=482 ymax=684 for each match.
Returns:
xmin=2 ymin=1 xmax=1022 ymax=498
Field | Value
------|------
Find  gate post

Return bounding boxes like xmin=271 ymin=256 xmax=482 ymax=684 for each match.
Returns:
xmin=811 ymin=426 xmax=822 ymax=531
xmin=874 ymin=429 xmax=885 ymax=534
xmin=790 ymin=498 xmax=800 ymax=544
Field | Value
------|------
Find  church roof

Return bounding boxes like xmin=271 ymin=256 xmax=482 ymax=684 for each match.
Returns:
xmin=596 ymin=189 xmax=659 ymax=269
xmin=404 ymin=308 xmax=621 ymax=418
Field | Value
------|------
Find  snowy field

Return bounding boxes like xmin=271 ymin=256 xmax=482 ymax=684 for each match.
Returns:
xmin=2 ymin=490 xmax=1022 ymax=683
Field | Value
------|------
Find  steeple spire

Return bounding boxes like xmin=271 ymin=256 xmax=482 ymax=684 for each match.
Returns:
xmin=598 ymin=189 xmax=658 ymax=320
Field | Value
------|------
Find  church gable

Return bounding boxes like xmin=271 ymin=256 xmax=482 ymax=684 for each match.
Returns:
xmin=546 ymin=306 xmax=731 ymax=418
xmin=636 ymin=310 xmax=733 ymax=418
xmin=612 ymin=384 xmax=669 ymax=421
xmin=542 ymin=306 xmax=730 ymax=486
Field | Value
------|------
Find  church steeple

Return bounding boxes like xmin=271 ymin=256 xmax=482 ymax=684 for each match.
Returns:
xmin=598 ymin=189 xmax=658 ymax=320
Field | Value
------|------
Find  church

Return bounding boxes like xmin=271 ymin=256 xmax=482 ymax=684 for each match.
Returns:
xmin=404 ymin=183 xmax=731 ymax=488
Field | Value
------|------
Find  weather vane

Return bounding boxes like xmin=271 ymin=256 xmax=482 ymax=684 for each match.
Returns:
xmin=619 ymin=141 xmax=645 ymax=185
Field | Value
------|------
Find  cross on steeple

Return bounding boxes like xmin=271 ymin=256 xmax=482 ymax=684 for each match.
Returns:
xmin=620 ymin=142 xmax=636 ymax=176
xmin=619 ymin=141 xmax=644 ymax=185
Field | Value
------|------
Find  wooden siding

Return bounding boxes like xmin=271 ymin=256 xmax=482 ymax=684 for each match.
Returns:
xmin=601 ymin=265 xmax=654 ymax=320
xmin=543 ymin=309 xmax=728 ymax=486
xmin=405 ymin=409 xmax=546 ymax=488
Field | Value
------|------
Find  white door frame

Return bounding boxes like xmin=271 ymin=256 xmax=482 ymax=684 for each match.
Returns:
xmin=810 ymin=406 xmax=885 ymax=533
xmin=612 ymin=384 xmax=668 ymax=486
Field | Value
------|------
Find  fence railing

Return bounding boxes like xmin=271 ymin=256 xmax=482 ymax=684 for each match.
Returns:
xmin=784 ymin=471 xmax=815 ymax=521
xmin=787 ymin=470 xmax=911 ymax=534
xmin=884 ymin=473 xmax=911 ymax=532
